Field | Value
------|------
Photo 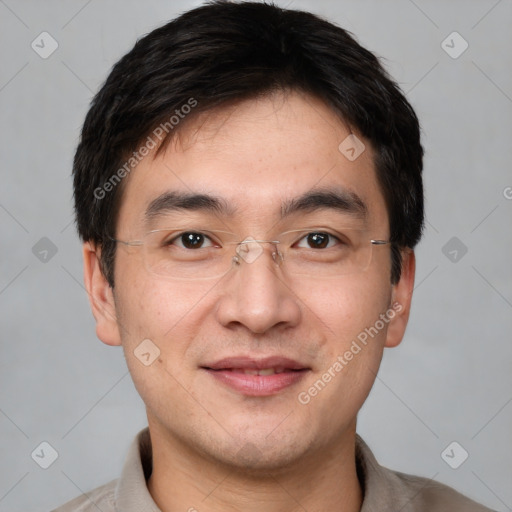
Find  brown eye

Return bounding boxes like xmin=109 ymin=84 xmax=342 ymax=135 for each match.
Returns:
xmin=296 ymin=232 xmax=338 ymax=249
xmin=169 ymin=232 xmax=214 ymax=249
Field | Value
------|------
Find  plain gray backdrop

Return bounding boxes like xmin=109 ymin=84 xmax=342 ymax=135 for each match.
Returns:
xmin=1 ymin=0 xmax=511 ymax=511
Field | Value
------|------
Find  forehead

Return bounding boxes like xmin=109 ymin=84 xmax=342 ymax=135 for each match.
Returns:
xmin=116 ymin=90 xmax=388 ymax=233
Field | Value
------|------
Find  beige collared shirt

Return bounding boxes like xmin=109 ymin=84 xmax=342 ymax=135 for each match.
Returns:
xmin=52 ymin=427 xmax=495 ymax=511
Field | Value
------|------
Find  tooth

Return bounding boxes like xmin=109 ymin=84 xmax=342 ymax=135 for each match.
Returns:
xmin=243 ymin=369 xmax=259 ymax=375
xmin=257 ymin=368 xmax=276 ymax=376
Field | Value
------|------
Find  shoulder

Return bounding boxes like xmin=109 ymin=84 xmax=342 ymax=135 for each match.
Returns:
xmin=50 ymin=479 xmax=117 ymax=512
xmin=355 ymin=435 xmax=496 ymax=512
xmin=384 ymin=467 xmax=496 ymax=512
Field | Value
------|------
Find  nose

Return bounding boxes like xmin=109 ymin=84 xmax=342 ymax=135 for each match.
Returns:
xmin=214 ymin=240 xmax=301 ymax=334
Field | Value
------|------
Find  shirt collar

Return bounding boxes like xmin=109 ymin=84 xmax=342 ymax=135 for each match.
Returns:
xmin=356 ymin=433 xmax=402 ymax=510
xmin=115 ymin=427 xmax=160 ymax=511
xmin=115 ymin=427 xmax=412 ymax=512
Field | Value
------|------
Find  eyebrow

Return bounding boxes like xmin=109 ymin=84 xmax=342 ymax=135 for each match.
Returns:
xmin=281 ymin=187 xmax=367 ymax=220
xmin=143 ymin=186 xmax=367 ymax=225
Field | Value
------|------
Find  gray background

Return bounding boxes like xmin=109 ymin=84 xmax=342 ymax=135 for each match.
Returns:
xmin=1 ymin=0 xmax=511 ymax=510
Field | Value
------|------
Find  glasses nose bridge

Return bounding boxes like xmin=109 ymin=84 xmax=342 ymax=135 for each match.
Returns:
xmin=232 ymin=237 xmax=283 ymax=267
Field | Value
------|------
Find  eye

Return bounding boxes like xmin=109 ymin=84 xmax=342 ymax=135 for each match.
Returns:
xmin=295 ymin=231 xmax=340 ymax=249
xmin=167 ymin=231 xmax=216 ymax=250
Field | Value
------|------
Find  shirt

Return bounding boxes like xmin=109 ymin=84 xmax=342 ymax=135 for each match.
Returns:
xmin=52 ymin=427 xmax=495 ymax=512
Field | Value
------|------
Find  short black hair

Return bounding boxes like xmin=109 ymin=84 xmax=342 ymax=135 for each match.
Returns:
xmin=73 ymin=0 xmax=424 ymax=288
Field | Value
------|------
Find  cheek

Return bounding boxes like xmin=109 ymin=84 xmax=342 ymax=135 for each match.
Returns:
xmin=113 ymin=269 xmax=219 ymax=389
xmin=115 ymin=264 xmax=200 ymax=339
xmin=295 ymin=277 xmax=392 ymax=429
xmin=296 ymin=272 xmax=392 ymax=350
xmin=113 ymin=274 xmax=201 ymax=411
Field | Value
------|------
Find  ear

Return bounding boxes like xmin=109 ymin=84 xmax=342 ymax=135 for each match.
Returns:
xmin=384 ymin=249 xmax=416 ymax=348
xmin=82 ymin=241 xmax=122 ymax=346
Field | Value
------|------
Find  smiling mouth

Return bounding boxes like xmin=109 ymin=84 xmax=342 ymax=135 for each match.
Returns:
xmin=200 ymin=365 xmax=310 ymax=396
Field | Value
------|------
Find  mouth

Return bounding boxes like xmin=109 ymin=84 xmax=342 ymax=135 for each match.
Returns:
xmin=207 ymin=366 xmax=305 ymax=376
xmin=200 ymin=356 xmax=311 ymax=396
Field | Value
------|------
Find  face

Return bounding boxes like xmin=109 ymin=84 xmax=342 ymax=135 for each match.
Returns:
xmin=85 ymin=90 xmax=414 ymax=471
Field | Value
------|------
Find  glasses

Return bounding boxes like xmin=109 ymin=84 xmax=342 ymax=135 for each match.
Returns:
xmin=111 ymin=226 xmax=390 ymax=280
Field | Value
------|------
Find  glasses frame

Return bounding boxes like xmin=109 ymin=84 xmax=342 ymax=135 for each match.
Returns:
xmin=110 ymin=227 xmax=391 ymax=280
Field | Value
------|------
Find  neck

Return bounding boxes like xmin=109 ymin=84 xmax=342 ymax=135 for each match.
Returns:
xmin=146 ymin=419 xmax=363 ymax=512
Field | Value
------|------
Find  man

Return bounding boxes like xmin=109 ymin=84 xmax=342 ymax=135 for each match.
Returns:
xmin=54 ymin=1 xmax=495 ymax=510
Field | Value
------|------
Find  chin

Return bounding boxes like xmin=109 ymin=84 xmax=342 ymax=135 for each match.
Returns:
xmin=218 ymin=442 xmax=310 ymax=475
xmin=209 ymin=425 xmax=317 ymax=473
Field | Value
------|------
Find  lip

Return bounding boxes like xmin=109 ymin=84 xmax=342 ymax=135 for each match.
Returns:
xmin=200 ymin=356 xmax=310 ymax=396
xmin=202 ymin=356 xmax=308 ymax=371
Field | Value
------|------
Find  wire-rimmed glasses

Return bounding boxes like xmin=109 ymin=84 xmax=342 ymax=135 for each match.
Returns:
xmin=111 ymin=226 xmax=390 ymax=280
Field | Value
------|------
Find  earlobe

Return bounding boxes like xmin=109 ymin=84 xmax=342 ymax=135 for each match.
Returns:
xmin=384 ymin=249 xmax=416 ymax=348
xmin=82 ymin=241 xmax=122 ymax=346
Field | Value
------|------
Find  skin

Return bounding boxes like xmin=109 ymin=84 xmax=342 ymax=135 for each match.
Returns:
xmin=83 ymin=89 xmax=415 ymax=512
